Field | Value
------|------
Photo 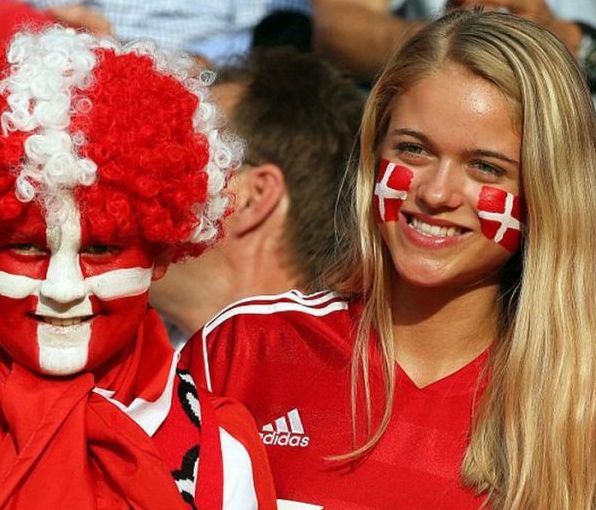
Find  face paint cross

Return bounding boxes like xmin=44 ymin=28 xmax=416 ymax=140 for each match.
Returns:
xmin=477 ymin=185 xmax=524 ymax=253
xmin=0 ymin=193 xmax=155 ymax=375
xmin=374 ymin=159 xmax=413 ymax=222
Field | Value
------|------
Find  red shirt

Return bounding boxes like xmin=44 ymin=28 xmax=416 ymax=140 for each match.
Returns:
xmin=0 ymin=309 xmax=276 ymax=510
xmin=182 ymin=290 xmax=489 ymax=509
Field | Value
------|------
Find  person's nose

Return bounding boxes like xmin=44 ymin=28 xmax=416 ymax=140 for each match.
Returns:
xmin=415 ymin=160 xmax=465 ymax=211
xmin=40 ymin=250 xmax=86 ymax=304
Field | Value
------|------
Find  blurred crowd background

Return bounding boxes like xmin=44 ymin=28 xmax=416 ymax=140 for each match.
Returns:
xmin=1 ymin=1 xmax=595 ymax=95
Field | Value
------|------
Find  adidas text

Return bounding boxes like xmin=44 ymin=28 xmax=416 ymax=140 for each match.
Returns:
xmin=260 ymin=431 xmax=310 ymax=447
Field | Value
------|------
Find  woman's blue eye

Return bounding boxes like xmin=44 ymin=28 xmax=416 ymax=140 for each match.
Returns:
xmin=397 ymin=143 xmax=426 ymax=155
xmin=472 ymin=161 xmax=505 ymax=177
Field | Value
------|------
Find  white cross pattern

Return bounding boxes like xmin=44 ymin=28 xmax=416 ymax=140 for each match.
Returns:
xmin=374 ymin=161 xmax=409 ymax=222
xmin=478 ymin=190 xmax=521 ymax=243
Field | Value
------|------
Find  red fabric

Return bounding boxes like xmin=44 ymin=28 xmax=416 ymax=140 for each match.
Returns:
xmin=212 ymin=396 xmax=277 ymax=510
xmin=0 ymin=308 xmax=186 ymax=510
xmin=196 ymin=388 xmax=224 ymax=510
xmin=182 ymin=291 xmax=489 ymax=509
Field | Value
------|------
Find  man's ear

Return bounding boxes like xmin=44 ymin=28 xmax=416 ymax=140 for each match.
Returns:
xmin=229 ymin=163 xmax=286 ymax=237
xmin=151 ymin=250 xmax=172 ymax=281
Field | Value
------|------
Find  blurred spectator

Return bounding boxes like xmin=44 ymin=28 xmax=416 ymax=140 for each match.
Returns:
xmin=150 ymin=47 xmax=364 ymax=341
xmin=252 ymin=10 xmax=313 ymax=52
xmin=25 ymin=0 xmax=310 ymax=64
xmin=450 ymin=0 xmax=596 ymax=92
xmin=313 ymin=0 xmax=596 ymax=90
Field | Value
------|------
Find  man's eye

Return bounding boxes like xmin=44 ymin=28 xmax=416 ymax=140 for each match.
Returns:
xmin=81 ymin=244 xmax=122 ymax=256
xmin=6 ymin=243 xmax=48 ymax=255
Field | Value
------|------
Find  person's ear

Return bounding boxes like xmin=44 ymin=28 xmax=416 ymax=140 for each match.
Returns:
xmin=229 ymin=163 xmax=286 ymax=237
xmin=151 ymin=250 xmax=172 ymax=281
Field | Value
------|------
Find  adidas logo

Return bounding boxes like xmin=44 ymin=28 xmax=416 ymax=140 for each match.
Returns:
xmin=260 ymin=408 xmax=310 ymax=448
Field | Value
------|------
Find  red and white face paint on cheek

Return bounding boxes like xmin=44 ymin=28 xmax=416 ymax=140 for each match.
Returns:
xmin=374 ymin=159 xmax=413 ymax=222
xmin=477 ymin=185 xmax=524 ymax=253
xmin=0 ymin=193 xmax=154 ymax=375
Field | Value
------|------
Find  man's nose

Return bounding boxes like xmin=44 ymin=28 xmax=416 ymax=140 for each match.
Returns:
xmin=39 ymin=251 xmax=86 ymax=304
xmin=415 ymin=161 xmax=465 ymax=210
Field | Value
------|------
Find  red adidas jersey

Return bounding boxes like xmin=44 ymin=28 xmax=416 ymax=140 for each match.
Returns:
xmin=181 ymin=291 xmax=489 ymax=509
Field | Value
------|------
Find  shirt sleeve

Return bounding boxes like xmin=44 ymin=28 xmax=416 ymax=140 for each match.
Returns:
xmin=213 ymin=396 xmax=277 ymax=510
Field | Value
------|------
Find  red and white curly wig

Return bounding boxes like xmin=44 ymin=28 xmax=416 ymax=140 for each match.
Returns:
xmin=0 ymin=25 xmax=241 ymax=260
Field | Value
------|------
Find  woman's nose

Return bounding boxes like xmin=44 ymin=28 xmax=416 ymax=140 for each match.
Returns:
xmin=415 ymin=162 xmax=465 ymax=211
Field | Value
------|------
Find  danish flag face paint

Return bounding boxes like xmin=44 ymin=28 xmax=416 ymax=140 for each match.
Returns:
xmin=0 ymin=194 xmax=154 ymax=375
xmin=477 ymin=185 xmax=524 ymax=253
xmin=374 ymin=159 xmax=413 ymax=222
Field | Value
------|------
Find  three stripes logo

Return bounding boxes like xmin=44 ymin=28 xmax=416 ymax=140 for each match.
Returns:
xmin=260 ymin=408 xmax=310 ymax=448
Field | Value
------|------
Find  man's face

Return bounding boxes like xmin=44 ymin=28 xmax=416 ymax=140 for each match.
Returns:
xmin=0 ymin=193 xmax=158 ymax=375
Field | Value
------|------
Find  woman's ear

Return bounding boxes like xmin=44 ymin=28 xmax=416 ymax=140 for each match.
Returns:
xmin=152 ymin=250 xmax=172 ymax=281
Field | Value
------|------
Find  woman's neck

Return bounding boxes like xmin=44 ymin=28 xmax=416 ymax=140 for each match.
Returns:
xmin=391 ymin=278 xmax=499 ymax=388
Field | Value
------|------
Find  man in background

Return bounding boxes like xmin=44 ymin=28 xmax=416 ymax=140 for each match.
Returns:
xmin=150 ymin=47 xmax=363 ymax=340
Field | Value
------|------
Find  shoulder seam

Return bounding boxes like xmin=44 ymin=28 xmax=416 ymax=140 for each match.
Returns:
xmin=201 ymin=293 xmax=349 ymax=391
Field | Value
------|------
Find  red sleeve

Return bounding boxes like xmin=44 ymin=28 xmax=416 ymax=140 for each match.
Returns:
xmin=212 ymin=396 xmax=277 ymax=510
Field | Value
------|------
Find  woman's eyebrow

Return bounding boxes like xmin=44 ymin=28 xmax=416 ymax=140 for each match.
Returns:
xmin=469 ymin=149 xmax=519 ymax=166
xmin=387 ymin=128 xmax=430 ymax=143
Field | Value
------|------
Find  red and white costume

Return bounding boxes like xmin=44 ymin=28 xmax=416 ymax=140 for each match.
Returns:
xmin=0 ymin=26 xmax=274 ymax=509
xmin=183 ymin=290 xmax=490 ymax=510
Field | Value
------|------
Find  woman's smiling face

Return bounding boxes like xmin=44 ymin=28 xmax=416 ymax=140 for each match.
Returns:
xmin=378 ymin=63 xmax=523 ymax=290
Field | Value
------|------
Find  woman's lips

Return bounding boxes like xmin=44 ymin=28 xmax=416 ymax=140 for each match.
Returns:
xmin=399 ymin=211 xmax=472 ymax=248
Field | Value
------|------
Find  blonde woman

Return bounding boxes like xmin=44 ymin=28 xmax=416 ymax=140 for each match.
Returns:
xmin=183 ymin=10 xmax=596 ymax=509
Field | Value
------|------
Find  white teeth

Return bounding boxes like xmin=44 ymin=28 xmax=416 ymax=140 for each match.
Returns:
xmin=42 ymin=317 xmax=85 ymax=327
xmin=408 ymin=216 xmax=462 ymax=237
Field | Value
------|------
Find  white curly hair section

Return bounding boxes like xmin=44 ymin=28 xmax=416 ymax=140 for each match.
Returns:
xmin=118 ymin=39 xmax=242 ymax=245
xmin=0 ymin=26 xmax=99 ymax=205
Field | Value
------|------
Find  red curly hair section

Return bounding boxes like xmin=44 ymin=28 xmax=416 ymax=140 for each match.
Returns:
xmin=72 ymin=49 xmax=212 ymax=260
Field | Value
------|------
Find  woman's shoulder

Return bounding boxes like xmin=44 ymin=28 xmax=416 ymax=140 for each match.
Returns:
xmin=180 ymin=289 xmax=364 ymax=393
xmin=201 ymin=289 xmax=359 ymax=336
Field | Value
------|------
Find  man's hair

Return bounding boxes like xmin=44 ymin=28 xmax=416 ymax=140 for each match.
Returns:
xmin=217 ymin=47 xmax=364 ymax=290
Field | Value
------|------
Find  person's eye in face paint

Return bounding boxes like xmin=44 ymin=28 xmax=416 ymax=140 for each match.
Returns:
xmin=6 ymin=243 xmax=49 ymax=256
xmin=81 ymin=244 xmax=122 ymax=256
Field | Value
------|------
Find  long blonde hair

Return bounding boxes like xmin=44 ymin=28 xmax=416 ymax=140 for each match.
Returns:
xmin=331 ymin=10 xmax=596 ymax=509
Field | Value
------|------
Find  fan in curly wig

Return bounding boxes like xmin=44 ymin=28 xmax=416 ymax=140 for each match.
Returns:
xmin=0 ymin=25 xmax=240 ymax=261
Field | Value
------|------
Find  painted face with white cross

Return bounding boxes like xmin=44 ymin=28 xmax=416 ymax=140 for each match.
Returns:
xmin=377 ymin=64 xmax=523 ymax=289
xmin=0 ymin=27 xmax=232 ymax=375
xmin=0 ymin=195 xmax=160 ymax=375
